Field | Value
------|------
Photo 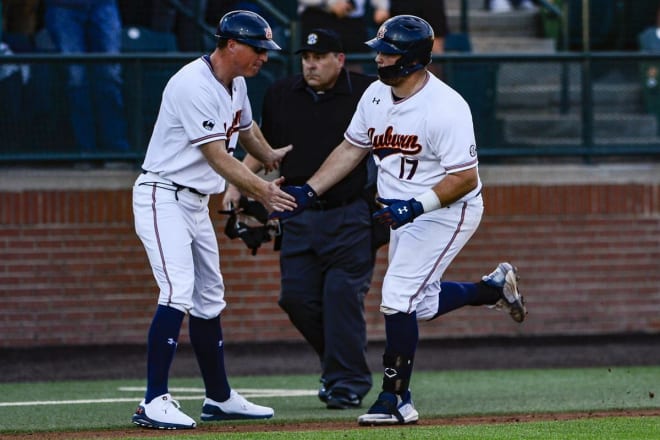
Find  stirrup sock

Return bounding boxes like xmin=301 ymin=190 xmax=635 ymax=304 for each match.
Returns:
xmin=189 ymin=314 xmax=231 ymax=402
xmin=145 ymin=305 xmax=184 ymax=403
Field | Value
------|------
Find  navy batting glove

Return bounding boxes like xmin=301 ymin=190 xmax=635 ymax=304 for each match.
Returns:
xmin=269 ymin=183 xmax=317 ymax=221
xmin=372 ymin=197 xmax=424 ymax=230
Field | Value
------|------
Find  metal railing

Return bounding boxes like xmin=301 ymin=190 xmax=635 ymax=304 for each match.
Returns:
xmin=1 ymin=51 xmax=660 ymax=163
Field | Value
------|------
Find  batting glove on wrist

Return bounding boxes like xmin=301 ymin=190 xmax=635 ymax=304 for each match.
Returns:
xmin=372 ymin=197 xmax=424 ymax=230
xmin=269 ymin=183 xmax=317 ymax=221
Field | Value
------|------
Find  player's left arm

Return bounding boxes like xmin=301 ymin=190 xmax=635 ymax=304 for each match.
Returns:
xmin=269 ymin=140 xmax=370 ymax=221
xmin=430 ymin=167 xmax=479 ymax=207
xmin=373 ymin=167 xmax=478 ymax=230
xmin=308 ymin=139 xmax=369 ymax=196
xmin=238 ymin=123 xmax=292 ymax=173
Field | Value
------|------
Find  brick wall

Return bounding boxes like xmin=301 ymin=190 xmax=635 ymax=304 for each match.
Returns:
xmin=0 ymin=166 xmax=658 ymax=348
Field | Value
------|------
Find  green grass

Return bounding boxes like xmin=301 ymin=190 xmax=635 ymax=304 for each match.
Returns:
xmin=85 ymin=417 xmax=660 ymax=440
xmin=0 ymin=366 xmax=657 ymax=438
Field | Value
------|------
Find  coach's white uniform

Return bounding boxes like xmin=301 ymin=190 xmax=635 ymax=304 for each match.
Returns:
xmin=345 ymin=72 xmax=484 ymax=319
xmin=133 ymin=55 xmax=252 ymax=318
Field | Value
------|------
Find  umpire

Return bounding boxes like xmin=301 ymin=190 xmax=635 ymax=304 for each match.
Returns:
xmin=224 ymin=28 xmax=377 ymax=409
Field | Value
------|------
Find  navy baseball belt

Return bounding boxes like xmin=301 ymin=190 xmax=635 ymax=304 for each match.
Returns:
xmin=140 ymin=169 xmax=207 ymax=197
xmin=309 ymin=196 xmax=360 ymax=210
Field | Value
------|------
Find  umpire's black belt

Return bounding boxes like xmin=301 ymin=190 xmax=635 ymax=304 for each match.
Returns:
xmin=309 ymin=196 xmax=359 ymax=210
xmin=141 ymin=169 xmax=207 ymax=197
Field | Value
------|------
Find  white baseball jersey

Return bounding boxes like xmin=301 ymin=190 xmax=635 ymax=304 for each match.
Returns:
xmin=142 ymin=55 xmax=253 ymax=195
xmin=133 ymin=55 xmax=256 ymax=318
xmin=345 ymin=71 xmax=482 ymax=201
xmin=345 ymin=72 xmax=484 ymax=316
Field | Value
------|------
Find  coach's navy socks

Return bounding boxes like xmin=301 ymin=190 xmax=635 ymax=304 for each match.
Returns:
xmin=189 ymin=314 xmax=231 ymax=402
xmin=145 ymin=305 xmax=185 ymax=403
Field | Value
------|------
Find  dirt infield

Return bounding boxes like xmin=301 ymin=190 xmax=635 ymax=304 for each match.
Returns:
xmin=0 ymin=334 xmax=658 ymax=439
xmin=1 ymin=409 xmax=659 ymax=440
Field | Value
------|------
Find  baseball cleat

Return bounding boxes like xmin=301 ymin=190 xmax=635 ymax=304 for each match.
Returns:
xmin=326 ymin=388 xmax=362 ymax=409
xmin=357 ymin=391 xmax=419 ymax=425
xmin=132 ymin=393 xmax=196 ymax=429
xmin=200 ymin=390 xmax=274 ymax=421
xmin=318 ymin=385 xmax=329 ymax=403
xmin=483 ymin=262 xmax=527 ymax=323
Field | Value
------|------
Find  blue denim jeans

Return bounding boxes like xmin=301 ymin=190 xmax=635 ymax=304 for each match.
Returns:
xmin=45 ymin=0 xmax=129 ymax=153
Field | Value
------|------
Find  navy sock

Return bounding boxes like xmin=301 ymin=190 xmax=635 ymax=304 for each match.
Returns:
xmin=430 ymin=281 xmax=501 ymax=320
xmin=429 ymin=281 xmax=500 ymax=321
xmin=189 ymin=314 xmax=231 ymax=402
xmin=382 ymin=312 xmax=418 ymax=395
xmin=431 ymin=282 xmax=478 ymax=319
xmin=384 ymin=312 xmax=418 ymax=357
xmin=145 ymin=305 xmax=185 ymax=403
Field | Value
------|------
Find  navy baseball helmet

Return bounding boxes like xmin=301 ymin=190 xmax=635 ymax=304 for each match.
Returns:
xmin=365 ymin=15 xmax=434 ymax=79
xmin=215 ymin=10 xmax=281 ymax=51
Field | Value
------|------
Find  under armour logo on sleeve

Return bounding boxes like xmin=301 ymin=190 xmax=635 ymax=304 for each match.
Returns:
xmin=372 ymin=97 xmax=380 ymax=104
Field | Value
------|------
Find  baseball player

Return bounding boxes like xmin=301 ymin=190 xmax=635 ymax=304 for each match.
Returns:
xmin=131 ymin=10 xmax=295 ymax=430
xmin=270 ymin=15 xmax=527 ymax=425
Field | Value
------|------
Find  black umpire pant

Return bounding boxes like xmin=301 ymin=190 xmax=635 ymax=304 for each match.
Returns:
xmin=278 ymin=197 xmax=374 ymax=398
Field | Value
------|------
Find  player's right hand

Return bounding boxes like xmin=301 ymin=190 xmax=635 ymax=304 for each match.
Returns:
xmin=372 ymin=197 xmax=424 ymax=230
xmin=268 ymin=183 xmax=317 ymax=221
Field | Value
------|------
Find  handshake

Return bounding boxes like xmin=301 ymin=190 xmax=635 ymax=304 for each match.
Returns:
xmin=268 ymin=184 xmax=318 ymax=221
xmin=270 ymin=183 xmax=425 ymax=229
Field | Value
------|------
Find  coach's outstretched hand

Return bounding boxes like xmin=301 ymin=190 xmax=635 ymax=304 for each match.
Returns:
xmin=372 ymin=197 xmax=425 ymax=230
xmin=269 ymin=183 xmax=318 ymax=221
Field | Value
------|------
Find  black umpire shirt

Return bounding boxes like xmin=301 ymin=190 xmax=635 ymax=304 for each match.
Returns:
xmin=260 ymin=68 xmax=377 ymax=206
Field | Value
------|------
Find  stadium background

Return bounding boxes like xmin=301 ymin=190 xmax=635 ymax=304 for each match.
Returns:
xmin=0 ymin=0 xmax=658 ymax=357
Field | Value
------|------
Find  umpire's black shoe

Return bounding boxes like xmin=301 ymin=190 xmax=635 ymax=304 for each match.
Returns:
xmin=318 ymin=386 xmax=329 ymax=403
xmin=326 ymin=389 xmax=362 ymax=409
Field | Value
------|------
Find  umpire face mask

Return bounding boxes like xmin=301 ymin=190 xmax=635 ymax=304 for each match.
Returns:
xmin=220 ymin=196 xmax=278 ymax=256
xmin=224 ymin=216 xmax=272 ymax=256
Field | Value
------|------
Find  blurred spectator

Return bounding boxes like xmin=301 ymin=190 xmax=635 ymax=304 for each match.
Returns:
xmin=487 ymin=0 xmax=537 ymax=13
xmin=44 ymin=0 xmax=130 ymax=160
xmin=2 ymin=0 xmax=41 ymax=39
xmin=389 ymin=0 xmax=448 ymax=77
xmin=297 ymin=0 xmax=389 ymax=54
xmin=137 ymin=1 xmax=294 ymax=54
xmin=639 ymin=4 xmax=660 ymax=128
xmin=0 ymin=41 xmax=25 ymax=150
xmin=639 ymin=5 xmax=660 ymax=52
xmin=149 ymin=0 xmax=208 ymax=51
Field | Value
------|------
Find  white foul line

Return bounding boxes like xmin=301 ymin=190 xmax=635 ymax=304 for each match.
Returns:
xmin=0 ymin=387 xmax=317 ymax=408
